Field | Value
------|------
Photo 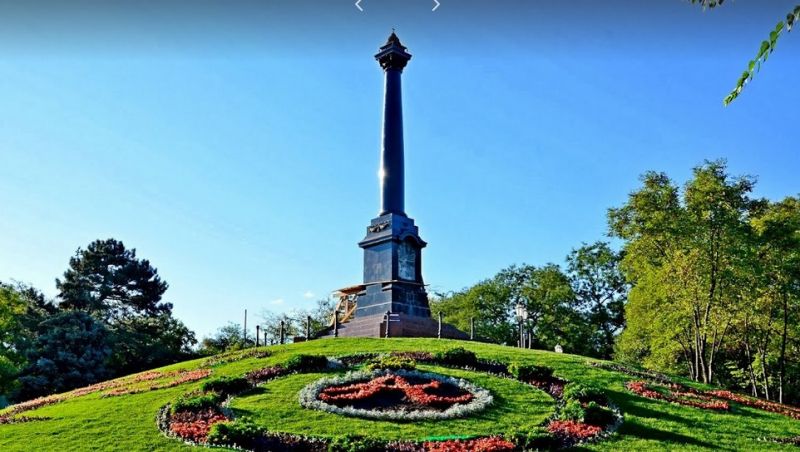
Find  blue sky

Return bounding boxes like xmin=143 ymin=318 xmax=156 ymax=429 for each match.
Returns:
xmin=0 ymin=1 xmax=798 ymax=339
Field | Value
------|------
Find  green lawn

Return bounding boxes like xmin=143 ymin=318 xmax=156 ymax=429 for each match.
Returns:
xmin=1 ymin=338 xmax=799 ymax=451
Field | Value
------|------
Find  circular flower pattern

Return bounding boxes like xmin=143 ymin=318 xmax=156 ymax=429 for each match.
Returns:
xmin=299 ymin=369 xmax=493 ymax=421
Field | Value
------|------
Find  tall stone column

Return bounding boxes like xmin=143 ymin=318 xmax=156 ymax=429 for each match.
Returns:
xmin=376 ymin=33 xmax=411 ymax=216
xmin=356 ymin=32 xmax=429 ymax=319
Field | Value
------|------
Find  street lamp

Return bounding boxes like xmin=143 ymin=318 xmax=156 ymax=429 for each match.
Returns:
xmin=515 ymin=303 xmax=528 ymax=348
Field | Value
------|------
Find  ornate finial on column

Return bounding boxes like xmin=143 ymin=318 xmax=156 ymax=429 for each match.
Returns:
xmin=375 ymin=31 xmax=412 ymax=72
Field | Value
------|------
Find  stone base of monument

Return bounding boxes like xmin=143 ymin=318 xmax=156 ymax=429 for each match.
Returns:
xmin=317 ymin=313 xmax=469 ymax=339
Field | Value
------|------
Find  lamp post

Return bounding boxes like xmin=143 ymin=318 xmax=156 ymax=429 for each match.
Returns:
xmin=514 ymin=303 xmax=528 ymax=349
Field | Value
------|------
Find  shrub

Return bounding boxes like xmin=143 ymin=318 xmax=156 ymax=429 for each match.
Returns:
xmin=328 ymin=434 xmax=384 ymax=452
xmin=285 ymin=355 xmax=329 ymax=372
xmin=558 ymin=399 xmax=586 ymax=422
xmin=207 ymin=418 xmax=267 ymax=449
xmin=504 ymin=428 xmax=554 ymax=451
xmin=171 ymin=392 xmax=223 ymax=414
xmin=508 ymin=363 xmax=554 ymax=382
xmin=201 ymin=376 xmax=250 ymax=396
xmin=365 ymin=355 xmax=416 ymax=371
xmin=583 ymin=402 xmax=615 ymax=427
xmin=434 ymin=347 xmax=477 ymax=367
xmin=562 ymin=383 xmax=607 ymax=405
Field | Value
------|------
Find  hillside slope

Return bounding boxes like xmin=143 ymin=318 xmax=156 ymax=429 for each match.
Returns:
xmin=1 ymin=338 xmax=798 ymax=451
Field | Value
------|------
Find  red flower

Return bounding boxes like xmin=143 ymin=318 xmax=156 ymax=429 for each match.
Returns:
xmin=706 ymin=389 xmax=800 ymax=420
xmin=169 ymin=409 xmax=228 ymax=443
xmin=547 ymin=420 xmax=602 ymax=440
xmin=318 ymin=374 xmax=473 ymax=407
xmin=626 ymin=381 xmax=729 ymax=411
xmin=424 ymin=437 xmax=515 ymax=451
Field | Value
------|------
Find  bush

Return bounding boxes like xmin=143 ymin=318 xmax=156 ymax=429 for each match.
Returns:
xmin=505 ymin=427 xmax=554 ymax=450
xmin=328 ymin=434 xmax=384 ymax=452
xmin=171 ymin=392 xmax=223 ymax=414
xmin=583 ymin=401 xmax=615 ymax=427
xmin=558 ymin=399 xmax=586 ymax=422
xmin=508 ymin=363 xmax=554 ymax=382
xmin=201 ymin=376 xmax=251 ymax=396
xmin=562 ymin=383 xmax=607 ymax=405
xmin=207 ymin=418 xmax=267 ymax=449
xmin=284 ymin=355 xmax=329 ymax=372
xmin=434 ymin=347 xmax=477 ymax=367
xmin=365 ymin=355 xmax=416 ymax=372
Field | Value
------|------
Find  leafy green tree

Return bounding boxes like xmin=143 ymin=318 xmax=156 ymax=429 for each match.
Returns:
xmin=0 ymin=282 xmax=57 ymax=401
xmin=431 ymin=279 xmax=516 ymax=345
xmin=199 ymin=322 xmax=248 ymax=355
xmin=109 ymin=313 xmax=196 ymax=376
xmin=749 ymin=196 xmax=800 ymax=402
xmin=610 ymin=161 xmax=755 ymax=383
xmin=519 ymin=264 xmax=590 ymax=354
xmin=17 ymin=311 xmax=111 ymax=400
xmin=567 ymin=242 xmax=628 ymax=359
xmin=433 ymin=264 xmax=590 ymax=352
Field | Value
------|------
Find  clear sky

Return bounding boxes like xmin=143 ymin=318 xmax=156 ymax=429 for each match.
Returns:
xmin=0 ymin=1 xmax=798 ymax=339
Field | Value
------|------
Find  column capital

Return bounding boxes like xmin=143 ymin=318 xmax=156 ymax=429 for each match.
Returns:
xmin=375 ymin=32 xmax=412 ymax=72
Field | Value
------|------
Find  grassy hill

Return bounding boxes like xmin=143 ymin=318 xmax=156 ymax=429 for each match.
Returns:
xmin=1 ymin=338 xmax=799 ymax=451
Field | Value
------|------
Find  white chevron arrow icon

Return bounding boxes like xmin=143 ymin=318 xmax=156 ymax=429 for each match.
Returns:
xmin=432 ymin=0 xmax=440 ymax=11
xmin=355 ymin=0 xmax=363 ymax=12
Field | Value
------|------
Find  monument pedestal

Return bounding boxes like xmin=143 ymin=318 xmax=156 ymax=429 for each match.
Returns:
xmin=318 ymin=312 xmax=469 ymax=339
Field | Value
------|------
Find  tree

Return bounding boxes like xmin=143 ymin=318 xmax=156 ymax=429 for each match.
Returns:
xmin=260 ymin=311 xmax=301 ymax=345
xmin=690 ymin=1 xmax=800 ymax=105
xmin=432 ymin=264 xmax=591 ymax=352
xmin=199 ymin=323 xmax=249 ymax=355
xmin=431 ymin=279 xmax=516 ymax=345
xmin=519 ymin=264 xmax=587 ymax=353
xmin=567 ymin=242 xmax=628 ymax=359
xmin=611 ymin=161 xmax=756 ymax=383
xmin=0 ymin=282 xmax=56 ymax=401
xmin=55 ymin=238 xmax=195 ymax=378
xmin=749 ymin=196 xmax=800 ymax=402
xmin=109 ymin=313 xmax=197 ymax=376
xmin=17 ymin=311 xmax=111 ymax=400
xmin=56 ymin=239 xmax=170 ymax=320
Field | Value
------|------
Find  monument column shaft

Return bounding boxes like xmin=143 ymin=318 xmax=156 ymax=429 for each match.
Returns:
xmin=380 ymin=67 xmax=405 ymax=216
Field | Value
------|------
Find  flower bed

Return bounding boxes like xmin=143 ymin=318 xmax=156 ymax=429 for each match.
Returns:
xmin=169 ymin=408 xmax=229 ymax=443
xmin=158 ymin=349 xmax=623 ymax=451
xmin=299 ymin=369 xmax=493 ymax=421
xmin=101 ymin=369 xmax=212 ymax=397
xmin=245 ymin=364 xmax=289 ymax=384
xmin=547 ymin=420 xmax=603 ymax=440
xmin=0 ymin=367 xmax=213 ymax=427
xmin=626 ymin=381 xmax=729 ymax=411
xmin=0 ymin=415 xmax=51 ymax=425
xmin=706 ymin=389 xmax=800 ymax=420
xmin=201 ymin=348 xmax=272 ymax=367
xmin=319 ymin=374 xmax=473 ymax=406
xmin=423 ymin=436 xmax=515 ymax=452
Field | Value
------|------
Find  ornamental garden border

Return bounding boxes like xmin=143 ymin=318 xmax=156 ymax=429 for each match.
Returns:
xmin=158 ymin=348 xmax=623 ymax=451
xmin=592 ymin=361 xmax=800 ymax=446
